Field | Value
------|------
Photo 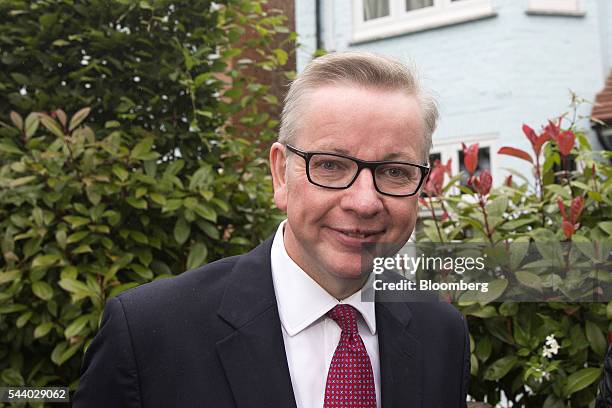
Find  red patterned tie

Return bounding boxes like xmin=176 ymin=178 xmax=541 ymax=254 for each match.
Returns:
xmin=324 ymin=304 xmax=376 ymax=408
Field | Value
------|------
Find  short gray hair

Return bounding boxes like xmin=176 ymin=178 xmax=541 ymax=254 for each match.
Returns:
xmin=278 ymin=52 xmax=438 ymax=161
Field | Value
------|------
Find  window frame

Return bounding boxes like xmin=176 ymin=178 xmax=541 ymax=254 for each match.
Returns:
xmin=526 ymin=0 xmax=582 ymax=15
xmin=352 ymin=0 xmax=495 ymax=44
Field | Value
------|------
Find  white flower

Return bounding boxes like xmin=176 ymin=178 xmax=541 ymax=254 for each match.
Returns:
xmin=542 ymin=335 xmax=560 ymax=358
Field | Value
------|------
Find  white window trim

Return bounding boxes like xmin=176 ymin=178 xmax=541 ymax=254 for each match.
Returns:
xmin=527 ymin=0 xmax=582 ymax=14
xmin=352 ymin=0 xmax=495 ymax=44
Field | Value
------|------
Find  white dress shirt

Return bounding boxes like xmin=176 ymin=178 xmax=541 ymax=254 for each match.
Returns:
xmin=270 ymin=220 xmax=381 ymax=408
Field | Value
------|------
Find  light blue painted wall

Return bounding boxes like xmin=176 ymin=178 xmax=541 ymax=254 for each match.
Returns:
xmin=294 ymin=0 xmax=611 ymax=182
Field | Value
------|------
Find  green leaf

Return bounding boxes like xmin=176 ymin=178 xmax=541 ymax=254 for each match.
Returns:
xmin=131 ymin=137 xmax=154 ymax=160
xmin=273 ymin=48 xmax=288 ymax=65
xmin=476 ymin=279 xmax=508 ymax=305
xmin=10 ymin=111 xmax=23 ymax=131
xmin=65 ymin=315 xmax=90 ymax=338
xmin=515 ymin=270 xmax=543 ymax=291
xmin=9 ymin=175 xmax=37 ymax=188
xmin=475 ymin=335 xmax=492 ymax=362
xmin=58 ymin=278 xmax=94 ymax=299
xmin=196 ymin=220 xmax=220 ymax=240
xmin=585 ymin=320 xmax=606 ymax=356
xmin=66 ymin=230 xmax=89 ymax=244
xmin=72 ymin=244 xmax=93 ymax=254
xmin=32 ymin=254 xmax=61 ymax=268
xmin=32 ymin=281 xmax=54 ymax=300
xmin=63 ymin=215 xmax=90 ymax=228
xmin=50 ymin=342 xmax=67 ymax=365
xmin=130 ymin=231 xmax=148 ymax=244
xmin=150 ymin=193 xmax=167 ymax=205
xmin=174 ymin=217 xmax=191 ymax=245
xmin=545 ymin=184 xmax=571 ymax=199
xmin=1 ymin=368 xmax=24 ymax=386
xmin=563 ymin=367 xmax=602 ymax=397
xmin=126 ymin=197 xmax=147 ymax=209
xmin=68 ymin=107 xmax=91 ymax=131
xmin=186 ymin=242 xmax=208 ymax=270
xmin=112 ymin=164 xmax=129 ymax=182
xmin=486 ymin=196 xmax=507 ymax=218
xmin=194 ymin=203 xmax=217 ymax=222
xmin=0 ymin=269 xmax=21 ymax=285
xmin=16 ymin=311 xmax=32 ymax=328
xmin=598 ymin=221 xmax=612 ymax=236
xmin=11 ymin=72 xmax=28 ymax=84
xmin=483 ymin=356 xmax=518 ymax=381
xmin=34 ymin=322 xmax=55 ymax=338
xmin=0 ymin=142 xmax=24 ymax=155
xmin=39 ymin=113 xmax=65 ymax=138
xmin=0 ymin=304 xmax=28 ymax=314
xmin=465 ymin=305 xmax=497 ymax=318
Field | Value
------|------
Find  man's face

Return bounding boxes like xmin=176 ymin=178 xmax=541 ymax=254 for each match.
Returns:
xmin=270 ymin=85 xmax=425 ymax=297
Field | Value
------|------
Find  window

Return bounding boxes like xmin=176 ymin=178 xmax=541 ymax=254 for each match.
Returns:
xmin=364 ymin=0 xmax=390 ymax=21
xmin=427 ymin=135 xmax=499 ymax=195
xmin=526 ymin=0 xmax=583 ymax=15
xmin=353 ymin=0 xmax=495 ymax=43
xmin=458 ymin=146 xmax=490 ymax=189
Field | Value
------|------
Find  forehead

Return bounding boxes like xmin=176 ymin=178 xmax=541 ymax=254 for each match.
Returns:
xmin=295 ymin=84 xmax=425 ymax=162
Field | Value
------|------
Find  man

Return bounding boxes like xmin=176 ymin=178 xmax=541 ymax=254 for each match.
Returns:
xmin=596 ymin=345 xmax=612 ymax=407
xmin=73 ymin=52 xmax=470 ymax=408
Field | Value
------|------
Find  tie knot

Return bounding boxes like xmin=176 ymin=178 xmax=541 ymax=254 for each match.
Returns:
xmin=327 ymin=304 xmax=359 ymax=336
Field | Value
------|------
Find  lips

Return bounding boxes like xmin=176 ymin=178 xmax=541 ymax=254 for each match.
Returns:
xmin=327 ymin=227 xmax=385 ymax=248
xmin=333 ymin=228 xmax=383 ymax=239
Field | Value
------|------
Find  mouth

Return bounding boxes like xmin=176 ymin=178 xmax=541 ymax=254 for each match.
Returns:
xmin=327 ymin=227 xmax=385 ymax=247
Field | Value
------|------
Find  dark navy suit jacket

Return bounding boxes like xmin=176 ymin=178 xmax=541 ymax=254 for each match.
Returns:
xmin=73 ymin=236 xmax=471 ymax=407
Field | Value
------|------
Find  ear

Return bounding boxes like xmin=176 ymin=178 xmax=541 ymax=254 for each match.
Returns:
xmin=269 ymin=142 xmax=288 ymax=212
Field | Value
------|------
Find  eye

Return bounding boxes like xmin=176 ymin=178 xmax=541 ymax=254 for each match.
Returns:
xmin=384 ymin=167 xmax=408 ymax=178
xmin=313 ymin=159 xmax=346 ymax=171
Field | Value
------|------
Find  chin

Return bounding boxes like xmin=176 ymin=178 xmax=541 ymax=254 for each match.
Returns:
xmin=326 ymin=259 xmax=368 ymax=281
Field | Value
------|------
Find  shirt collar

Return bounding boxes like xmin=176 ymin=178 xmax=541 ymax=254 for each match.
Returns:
xmin=270 ymin=220 xmax=377 ymax=337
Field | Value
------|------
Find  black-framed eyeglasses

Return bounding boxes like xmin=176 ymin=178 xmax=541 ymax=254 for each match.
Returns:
xmin=285 ymin=144 xmax=430 ymax=197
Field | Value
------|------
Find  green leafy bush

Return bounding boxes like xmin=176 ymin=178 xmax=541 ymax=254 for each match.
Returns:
xmin=0 ymin=0 xmax=291 ymax=397
xmin=418 ymin=98 xmax=611 ymax=407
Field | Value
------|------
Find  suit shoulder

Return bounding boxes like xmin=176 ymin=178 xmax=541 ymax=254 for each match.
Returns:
xmin=409 ymin=300 xmax=467 ymax=334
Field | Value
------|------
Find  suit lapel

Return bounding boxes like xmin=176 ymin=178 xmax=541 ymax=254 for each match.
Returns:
xmin=216 ymin=237 xmax=297 ymax=408
xmin=376 ymin=301 xmax=423 ymax=408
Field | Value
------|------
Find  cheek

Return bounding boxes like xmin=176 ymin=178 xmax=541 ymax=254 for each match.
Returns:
xmin=388 ymin=199 xmax=419 ymax=231
xmin=286 ymin=179 xmax=336 ymax=223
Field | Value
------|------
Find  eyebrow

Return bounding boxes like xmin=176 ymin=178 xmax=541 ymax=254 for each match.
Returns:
xmin=312 ymin=146 xmax=419 ymax=163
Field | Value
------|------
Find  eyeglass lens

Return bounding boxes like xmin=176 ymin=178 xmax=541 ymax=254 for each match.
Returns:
xmin=308 ymin=154 xmax=422 ymax=195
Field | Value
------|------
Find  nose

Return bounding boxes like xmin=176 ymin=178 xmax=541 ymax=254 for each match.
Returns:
xmin=339 ymin=168 xmax=384 ymax=218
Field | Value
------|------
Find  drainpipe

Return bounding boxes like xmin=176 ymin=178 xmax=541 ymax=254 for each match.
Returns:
xmin=315 ymin=0 xmax=322 ymax=51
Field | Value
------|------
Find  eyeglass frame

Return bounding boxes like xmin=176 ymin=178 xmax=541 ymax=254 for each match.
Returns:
xmin=284 ymin=144 xmax=430 ymax=197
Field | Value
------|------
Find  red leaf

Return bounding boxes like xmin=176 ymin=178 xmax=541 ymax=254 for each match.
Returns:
xmin=557 ymin=198 xmax=567 ymax=220
xmin=570 ymin=196 xmax=584 ymax=224
xmin=522 ymin=124 xmax=537 ymax=146
xmin=462 ymin=143 xmax=479 ymax=175
xmin=498 ymin=147 xmax=533 ymax=163
xmin=562 ymin=220 xmax=574 ymax=239
xmin=554 ymin=130 xmax=575 ymax=157
xmin=473 ymin=170 xmax=492 ymax=196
